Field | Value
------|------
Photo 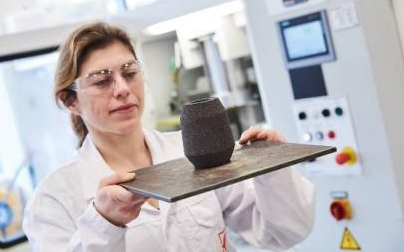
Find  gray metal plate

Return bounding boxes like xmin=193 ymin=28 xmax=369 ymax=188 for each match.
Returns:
xmin=121 ymin=141 xmax=336 ymax=202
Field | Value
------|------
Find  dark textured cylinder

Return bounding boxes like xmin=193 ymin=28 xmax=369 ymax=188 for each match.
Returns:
xmin=181 ymin=97 xmax=235 ymax=169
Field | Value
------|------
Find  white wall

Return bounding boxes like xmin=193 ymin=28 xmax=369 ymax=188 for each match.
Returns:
xmin=393 ymin=0 xmax=404 ymax=55
xmin=140 ymin=35 xmax=177 ymax=118
xmin=0 ymin=0 xmax=38 ymax=34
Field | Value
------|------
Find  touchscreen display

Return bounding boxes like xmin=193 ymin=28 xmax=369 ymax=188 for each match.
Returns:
xmin=283 ymin=20 xmax=327 ymax=60
xmin=278 ymin=11 xmax=335 ymax=68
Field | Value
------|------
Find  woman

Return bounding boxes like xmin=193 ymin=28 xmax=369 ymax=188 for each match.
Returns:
xmin=23 ymin=22 xmax=314 ymax=252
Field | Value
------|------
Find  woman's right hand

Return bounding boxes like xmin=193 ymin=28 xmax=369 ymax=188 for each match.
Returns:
xmin=94 ymin=173 xmax=147 ymax=227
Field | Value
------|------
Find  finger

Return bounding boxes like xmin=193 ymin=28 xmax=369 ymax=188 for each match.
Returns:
xmin=256 ymin=131 xmax=270 ymax=140
xmin=115 ymin=187 xmax=148 ymax=204
xmin=241 ymin=129 xmax=287 ymax=143
xmin=119 ymin=186 xmax=150 ymax=206
xmin=275 ymin=130 xmax=287 ymax=142
xmin=239 ymin=126 xmax=261 ymax=145
xmin=99 ymin=172 xmax=136 ymax=189
xmin=257 ymin=130 xmax=279 ymax=141
xmin=256 ymin=130 xmax=286 ymax=142
xmin=119 ymin=203 xmax=144 ymax=219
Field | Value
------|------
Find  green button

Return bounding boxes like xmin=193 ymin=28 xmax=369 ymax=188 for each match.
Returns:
xmin=335 ymin=107 xmax=343 ymax=116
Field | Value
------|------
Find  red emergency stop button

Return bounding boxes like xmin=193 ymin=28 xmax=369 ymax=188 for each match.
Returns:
xmin=336 ymin=153 xmax=351 ymax=165
xmin=330 ymin=201 xmax=346 ymax=221
xmin=335 ymin=147 xmax=357 ymax=165
xmin=330 ymin=198 xmax=352 ymax=221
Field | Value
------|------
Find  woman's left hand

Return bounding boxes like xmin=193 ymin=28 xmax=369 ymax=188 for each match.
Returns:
xmin=238 ymin=126 xmax=286 ymax=145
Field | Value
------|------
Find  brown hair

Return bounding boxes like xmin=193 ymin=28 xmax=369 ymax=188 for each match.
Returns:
xmin=54 ymin=22 xmax=137 ymax=147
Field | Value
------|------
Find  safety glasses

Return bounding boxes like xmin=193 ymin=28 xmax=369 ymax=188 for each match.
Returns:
xmin=71 ymin=59 xmax=142 ymax=95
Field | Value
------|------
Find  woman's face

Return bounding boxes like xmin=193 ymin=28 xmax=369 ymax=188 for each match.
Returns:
xmin=70 ymin=41 xmax=144 ymax=136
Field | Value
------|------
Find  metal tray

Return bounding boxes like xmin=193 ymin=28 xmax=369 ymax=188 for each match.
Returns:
xmin=121 ymin=141 xmax=336 ymax=202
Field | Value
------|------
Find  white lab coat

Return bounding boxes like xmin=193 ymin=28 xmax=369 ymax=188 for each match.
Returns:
xmin=23 ymin=129 xmax=314 ymax=252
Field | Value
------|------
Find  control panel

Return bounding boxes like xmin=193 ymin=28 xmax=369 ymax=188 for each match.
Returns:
xmin=293 ymin=96 xmax=362 ymax=176
xmin=245 ymin=0 xmax=404 ymax=250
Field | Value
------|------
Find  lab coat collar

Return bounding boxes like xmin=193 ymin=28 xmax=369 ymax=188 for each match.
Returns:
xmin=79 ymin=136 xmax=114 ymax=202
xmin=79 ymin=128 xmax=159 ymax=202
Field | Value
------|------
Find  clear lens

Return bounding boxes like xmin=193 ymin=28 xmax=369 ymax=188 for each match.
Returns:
xmin=74 ymin=60 xmax=142 ymax=95
xmin=84 ymin=73 xmax=114 ymax=93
